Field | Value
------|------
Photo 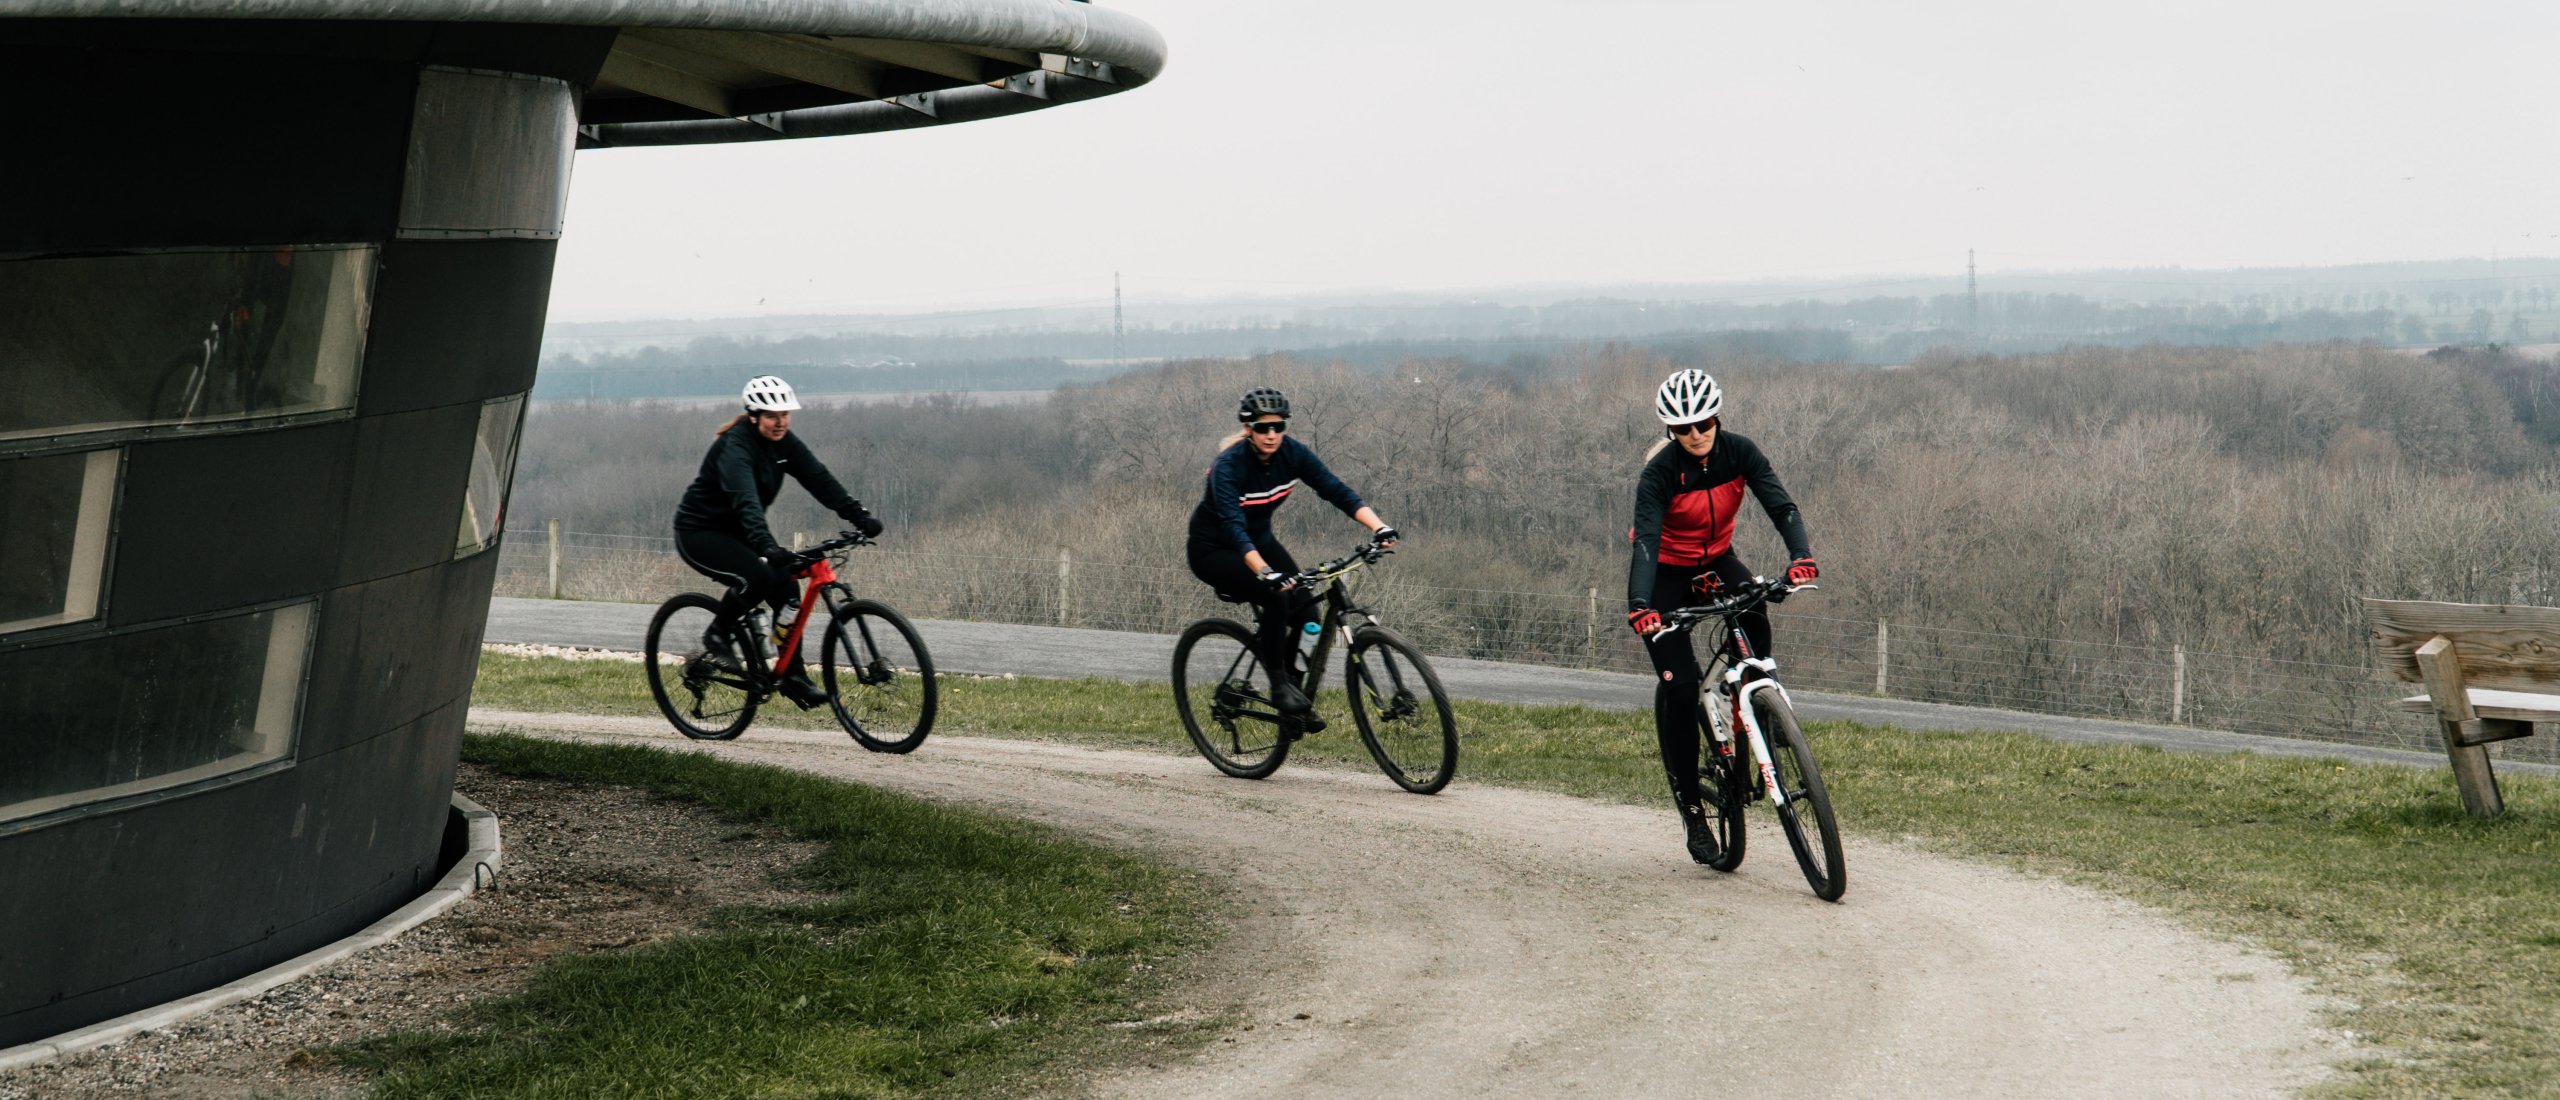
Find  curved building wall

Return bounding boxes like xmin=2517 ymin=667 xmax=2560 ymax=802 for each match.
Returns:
xmin=0 ymin=23 xmax=613 ymax=1046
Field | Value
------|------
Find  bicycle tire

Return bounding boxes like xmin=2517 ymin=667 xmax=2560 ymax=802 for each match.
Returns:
xmin=1696 ymin=740 xmax=1749 ymax=873
xmin=1754 ymin=690 xmax=1844 ymax=901
xmin=1172 ymin=618 xmax=1291 ymax=779
xmin=644 ymin=592 xmax=758 ymax=740
xmin=1345 ymin=626 xmax=1458 ymax=794
xmin=820 ymin=598 xmax=937 ymax=753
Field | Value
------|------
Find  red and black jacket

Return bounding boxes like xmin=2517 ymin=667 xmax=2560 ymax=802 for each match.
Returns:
xmin=1626 ymin=430 xmax=1809 ymax=611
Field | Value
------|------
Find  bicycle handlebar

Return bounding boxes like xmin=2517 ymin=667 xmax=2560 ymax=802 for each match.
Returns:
xmin=1646 ymin=576 xmax=1817 ymax=641
xmin=1289 ymin=538 xmax=1398 ymax=588
xmin=790 ymin=529 xmax=876 ymax=569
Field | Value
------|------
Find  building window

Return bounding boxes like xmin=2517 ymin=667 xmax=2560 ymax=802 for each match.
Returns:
xmin=0 ymin=245 xmax=372 ymax=447
xmin=0 ymin=448 xmax=119 ymax=634
xmin=456 ymin=393 xmax=526 ymax=558
xmin=0 ymin=602 xmax=313 ymax=829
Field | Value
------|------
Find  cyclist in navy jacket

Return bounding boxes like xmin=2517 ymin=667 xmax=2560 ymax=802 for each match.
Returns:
xmin=1187 ymin=387 xmax=1397 ymax=723
xmin=673 ymin=375 xmax=881 ymax=707
xmin=1625 ymin=369 xmax=1815 ymax=865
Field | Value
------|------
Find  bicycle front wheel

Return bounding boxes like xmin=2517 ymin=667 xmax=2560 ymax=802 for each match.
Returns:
xmin=1173 ymin=618 xmax=1291 ymax=779
xmin=1345 ymin=626 xmax=1457 ymax=794
xmin=1754 ymin=690 xmax=1844 ymax=901
xmin=644 ymin=593 xmax=758 ymax=740
xmin=820 ymin=599 xmax=937 ymax=753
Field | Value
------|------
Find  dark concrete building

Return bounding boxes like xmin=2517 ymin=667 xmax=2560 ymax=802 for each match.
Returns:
xmin=0 ymin=0 xmax=1161 ymax=1048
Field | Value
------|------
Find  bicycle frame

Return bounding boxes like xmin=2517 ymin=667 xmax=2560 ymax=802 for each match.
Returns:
xmin=1204 ymin=544 xmax=1391 ymax=705
xmin=766 ymin=556 xmax=840 ymax=678
xmin=1658 ymin=579 xmax=1817 ymax=809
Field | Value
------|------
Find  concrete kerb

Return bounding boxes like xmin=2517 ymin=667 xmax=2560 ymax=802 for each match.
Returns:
xmin=0 ymin=793 xmax=504 ymax=1073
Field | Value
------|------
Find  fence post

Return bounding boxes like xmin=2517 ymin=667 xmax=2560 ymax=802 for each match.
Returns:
xmin=1058 ymin=549 xmax=1072 ymax=627
xmin=1876 ymin=619 xmax=1889 ymax=696
xmin=545 ymin=518 xmax=560 ymax=599
xmin=2171 ymin=643 xmax=2187 ymax=724
xmin=1586 ymin=587 xmax=1598 ymax=669
xmin=793 ymin=531 xmax=809 ymax=551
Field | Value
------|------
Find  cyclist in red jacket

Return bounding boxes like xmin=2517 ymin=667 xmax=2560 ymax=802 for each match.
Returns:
xmin=1625 ymin=369 xmax=1816 ymax=865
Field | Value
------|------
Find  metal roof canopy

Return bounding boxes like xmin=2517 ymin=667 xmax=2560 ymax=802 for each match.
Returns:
xmin=4 ymin=0 xmax=1166 ymax=147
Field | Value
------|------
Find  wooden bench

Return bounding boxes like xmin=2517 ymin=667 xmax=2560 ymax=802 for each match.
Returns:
xmin=2365 ymin=598 xmax=2560 ymax=817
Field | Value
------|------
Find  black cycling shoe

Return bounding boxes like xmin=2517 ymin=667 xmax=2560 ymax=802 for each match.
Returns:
xmin=1678 ymin=798 xmax=1721 ymax=865
xmin=1273 ymin=679 xmax=1313 ymax=714
xmin=778 ymin=673 xmax=829 ymax=710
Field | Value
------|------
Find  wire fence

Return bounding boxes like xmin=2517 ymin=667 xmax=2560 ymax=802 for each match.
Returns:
xmin=493 ymin=526 xmax=2524 ymax=764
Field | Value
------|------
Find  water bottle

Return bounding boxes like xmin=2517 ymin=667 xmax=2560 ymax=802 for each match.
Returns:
xmin=1705 ymin=679 xmax=1734 ymax=746
xmin=771 ymin=599 xmax=799 ymax=651
xmin=1297 ymin=620 xmax=1323 ymax=664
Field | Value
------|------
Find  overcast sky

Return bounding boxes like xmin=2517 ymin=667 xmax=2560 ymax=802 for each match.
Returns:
xmin=544 ymin=0 xmax=2560 ymax=322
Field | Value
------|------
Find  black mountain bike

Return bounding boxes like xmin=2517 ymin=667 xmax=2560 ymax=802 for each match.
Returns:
xmin=1171 ymin=540 xmax=1458 ymax=793
xmin=643 ymin=530 xmax=937 ymax=752
xmin=1653 ymin=576 xmax=1844 ymax=902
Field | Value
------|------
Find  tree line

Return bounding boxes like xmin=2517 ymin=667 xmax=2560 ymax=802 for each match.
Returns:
xmin=511 ymin=342 xmax=2560 ymax=688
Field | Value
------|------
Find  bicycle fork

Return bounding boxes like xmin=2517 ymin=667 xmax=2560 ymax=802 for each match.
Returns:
xmin=1720 ymin=659 xmax=1792 ymax=809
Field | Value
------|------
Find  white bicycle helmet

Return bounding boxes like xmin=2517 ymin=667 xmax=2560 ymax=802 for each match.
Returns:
xmin=742 ymin=375 xmax=802 ymax=412
xmin=1653 ymin=369 xmax=1722 ymax=425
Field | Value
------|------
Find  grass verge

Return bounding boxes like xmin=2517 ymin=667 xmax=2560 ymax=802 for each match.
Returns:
xmin=475 ymin=649 xmax=2560 ymax=1098
xmin=335 ymin=730 xmax=1220 ymax=1099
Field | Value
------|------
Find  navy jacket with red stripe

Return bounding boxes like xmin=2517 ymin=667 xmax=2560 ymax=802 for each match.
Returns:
xmin=1626 ymin=430 xmax=1809 ymax=611
xmin=1187 ymin=435 xmax=1365 ymax=553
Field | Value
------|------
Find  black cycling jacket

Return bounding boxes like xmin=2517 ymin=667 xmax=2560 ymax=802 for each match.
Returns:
xmin=1626 ymin=430 xmax=1809 ymax=611
xmin=1186 ymin=435 xmax=1365 ymax=553
xmin=672 ymin=418 xmax=866 ymax=554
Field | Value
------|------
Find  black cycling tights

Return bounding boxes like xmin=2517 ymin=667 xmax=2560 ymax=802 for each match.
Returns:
xmin=1187 ymin=538 xmax=1320 ymax=679
xmin=1639 ymin=552 xmax=1770 ymax=805
xmin=675 ymin=528 xmax=799 ymax=626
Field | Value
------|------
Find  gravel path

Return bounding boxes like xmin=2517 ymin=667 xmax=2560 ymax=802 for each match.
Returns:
xmin=472 ymin=709 xmax=2347 ymax=1099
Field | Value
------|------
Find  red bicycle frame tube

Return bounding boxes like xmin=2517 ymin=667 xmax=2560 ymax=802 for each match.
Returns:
xmin=771 ymin=556 xmax=839 ymax=676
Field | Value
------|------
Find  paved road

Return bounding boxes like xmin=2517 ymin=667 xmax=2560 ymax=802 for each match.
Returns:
xmin=484 ymin=596 xmax=2553 ymax=776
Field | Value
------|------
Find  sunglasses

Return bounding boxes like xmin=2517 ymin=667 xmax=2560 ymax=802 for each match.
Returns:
xmin=1248 ymin=421 xmax=1288 ymax=435
xmin=1670 ymin=418 xmax=1718 ymax=437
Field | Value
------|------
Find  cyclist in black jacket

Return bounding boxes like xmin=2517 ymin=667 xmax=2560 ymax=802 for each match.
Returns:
xmin=1625 ymin=369 xmax=1816 ymax=865
xmin=673 ymin=375 xmax=882 ymax=707
xmin=1187 ymin=387 xmax=1398 ymax=724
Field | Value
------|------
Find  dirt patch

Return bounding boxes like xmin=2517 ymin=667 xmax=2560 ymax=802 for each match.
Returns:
xmin=0 ymin=763 xmax=827 ymax=1100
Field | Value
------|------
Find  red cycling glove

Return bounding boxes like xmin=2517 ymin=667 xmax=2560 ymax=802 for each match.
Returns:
xmin=1627 ymin=607 xmax=1662 ymax=636
xmin=1787 ymin=558 xmax=1819 ymax=585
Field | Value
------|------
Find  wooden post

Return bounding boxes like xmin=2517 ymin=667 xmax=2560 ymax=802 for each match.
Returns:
xmin=1876 ymin=620 xmax=1889 ymax=696
xmin=1586 ymin=587 xmax=1598 ymax=669
xmin=2415 ymin=635 xmax=2504 ymax=817
xmin=1057 ymin=549 xmax=1072 ymax=627
xmin=2171 ymin=643 xmax=2186 ymax=724
xmin=545 ymin=518 xmax=560 ymax=599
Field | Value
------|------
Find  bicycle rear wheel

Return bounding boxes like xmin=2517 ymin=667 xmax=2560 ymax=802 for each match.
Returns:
xmin=1345 ymin=626 xmax=1457 ymax=794
xmin=1695 ymin=737 xmax=1748 ymax=873
xmin=644 ymin=593 xmax=758 ymax=740
xmin=820 ymin=597 xmax=937 ymax=753
xmin=1173 ymin=618 xmax=1291 ymax=779
xmin=1754 ymin=690 xmax=1844 ymax=901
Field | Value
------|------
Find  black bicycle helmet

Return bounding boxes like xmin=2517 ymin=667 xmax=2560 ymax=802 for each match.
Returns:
xmin=1238 ymin=387 xmax=1290 ymax=421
